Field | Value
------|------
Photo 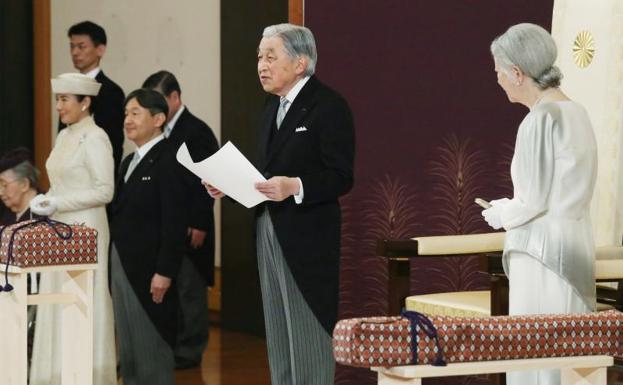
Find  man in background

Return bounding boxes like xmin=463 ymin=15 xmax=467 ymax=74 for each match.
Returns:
xmin=143 ymin=70 xmax=219 ymax=369
xmin=63 ymin=20 xmax=125 ymax=175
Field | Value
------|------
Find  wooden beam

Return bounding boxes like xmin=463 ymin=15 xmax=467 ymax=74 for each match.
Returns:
xmin=289 ymin=0 xmax=304 ymax=25
xmin=33 ymin=0 xmax=51 ymax=191
xmin=373 ymin=355 xmax=613 ymax=381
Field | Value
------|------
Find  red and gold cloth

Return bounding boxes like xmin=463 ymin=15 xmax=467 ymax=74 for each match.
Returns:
xmin=333 ymin=310 xmax=623 ymax=368
xmin=0 ymin=219 xmax=97 ymax=267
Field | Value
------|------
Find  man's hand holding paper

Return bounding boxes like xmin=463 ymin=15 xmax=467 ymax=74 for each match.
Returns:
xmin=255 ymin=176 xmax=300 ymax=202
xmin=177 ymin=141 xmax=268 ymax=208
xmin=202 ymin=181 xmax=226 ymax=199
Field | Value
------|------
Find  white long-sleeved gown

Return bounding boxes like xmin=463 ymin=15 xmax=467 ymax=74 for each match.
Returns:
xmin=29 ymin=116 xmax=117 ymax=385
xmin=500 ymin=101 xmax=598 ymax=385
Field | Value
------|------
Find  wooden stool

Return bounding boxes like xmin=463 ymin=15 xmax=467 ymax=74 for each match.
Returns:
xmin=372 ymin=355 xmax=613 ymax=385
xmin=0 ymin=263 xmax=96 ymax=385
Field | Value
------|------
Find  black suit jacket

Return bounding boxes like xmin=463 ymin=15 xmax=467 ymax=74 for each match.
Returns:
xmin=59 ymin=70 xmax=125 ymax=174
xmin=109 ymin=139 xmax=187 ymax=346
xmin=166 ymin=107 xmax=219 ymax=285
xmin=257 ymin=76 xmax=355 ymax=333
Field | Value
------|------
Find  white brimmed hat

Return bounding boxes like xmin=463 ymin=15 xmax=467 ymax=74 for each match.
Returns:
xmin=51 ymin=73 xmax=101 ymax=96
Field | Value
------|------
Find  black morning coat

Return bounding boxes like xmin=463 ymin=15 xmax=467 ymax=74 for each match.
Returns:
xmin=109 ymin=139 xmax=187 ymax=346
xmin=165 ymin=108 xmax=219 ymax=285
xmin=257 ymin=76 xmax=355 ymax=334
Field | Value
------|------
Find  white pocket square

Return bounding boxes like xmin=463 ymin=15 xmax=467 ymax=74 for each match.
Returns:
xmin=295 ymin=126 xmax=307 ymax=132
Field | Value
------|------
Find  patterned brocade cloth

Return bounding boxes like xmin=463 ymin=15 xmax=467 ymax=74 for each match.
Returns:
xmin=0 ymin=219 xmax=97 ymax=267
xmin=333 ymin=310 xmax=623 ymax=368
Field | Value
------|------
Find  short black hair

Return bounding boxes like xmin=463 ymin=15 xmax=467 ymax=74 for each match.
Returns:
xmin=68 ymin=21 xmax=107 ymax=46
xmin=124 ymin=88 xmax=169 ymax=130
xmin=142 ymin=70 xmax=181 ymax=97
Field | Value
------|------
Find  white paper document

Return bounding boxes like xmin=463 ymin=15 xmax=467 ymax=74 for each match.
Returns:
xmin=176 ymin=141 xmax=268 ymax=208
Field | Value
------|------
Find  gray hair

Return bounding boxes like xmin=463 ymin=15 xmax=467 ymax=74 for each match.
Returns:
xmin=10 ymin=161 xmax=39 ymax=190
xmin=490 ymin=23 xmax=562 ymax=89
xmin=263 ymin=23 xmax=317 ymax=76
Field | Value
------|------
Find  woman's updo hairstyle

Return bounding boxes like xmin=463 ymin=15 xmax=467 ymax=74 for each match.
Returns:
xmin=490 ymin=23 xmax=562 ymax=90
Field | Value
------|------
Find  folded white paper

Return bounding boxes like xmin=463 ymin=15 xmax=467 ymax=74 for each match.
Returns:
xmin=176 ymin=141 xmax=268 ymax=208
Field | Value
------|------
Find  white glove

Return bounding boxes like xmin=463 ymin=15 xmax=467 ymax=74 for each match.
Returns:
xmin=30 ymin=194 xmax=58 ymax=216
xmin=490 ymin=198 xmax=510 ymax=209
xmin=482 ymin=205 xmax=503 ymax=230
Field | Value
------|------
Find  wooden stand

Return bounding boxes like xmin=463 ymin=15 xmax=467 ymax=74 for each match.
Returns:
xmin=0 ymin=263 xmax=95 ymax=385
xmin=373 ymin=355 xmax=613 ymax=385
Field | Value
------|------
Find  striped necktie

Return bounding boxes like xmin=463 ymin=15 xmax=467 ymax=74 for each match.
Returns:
xmin=164 ymin=123 xmax=173 ymax=138
xmin=275 ymin=97 xmax=290 ymax=129
xmin=124 ymin=151 xmax=141 ymax=182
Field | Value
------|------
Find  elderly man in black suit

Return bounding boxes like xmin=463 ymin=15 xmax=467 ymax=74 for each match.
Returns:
xmin=142 ymin=70 xmax=219 ymax=369
xmin=208 ymin=23 xmax=354 ymax=385
xmin=109 ymin=89 xmax=186 ymax=385
xmin=62 ymin=21 xmax=125 ymax=174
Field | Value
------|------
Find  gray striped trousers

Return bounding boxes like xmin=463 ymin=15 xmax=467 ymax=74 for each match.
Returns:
xmin=256 ymin=209 xmax=335 ymax=385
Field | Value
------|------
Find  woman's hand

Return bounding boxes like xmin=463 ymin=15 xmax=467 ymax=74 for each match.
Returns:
xmin=482 ymin=206 xmax=503 ymax=230
xmin=30 ymin=194 xmax=58 ymax=216
xmin=202 ymin=181 xmax=225 ymax=199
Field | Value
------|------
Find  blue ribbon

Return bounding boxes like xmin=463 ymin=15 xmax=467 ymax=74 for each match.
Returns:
xmin=0 ymin=218 xmax=73 ymax=292
xmin=401 ymin=310 xmax=447 ymax=366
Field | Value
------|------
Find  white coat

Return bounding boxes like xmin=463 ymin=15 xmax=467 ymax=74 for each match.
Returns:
xmin=30 ymin=115 xmax=117 ymax=385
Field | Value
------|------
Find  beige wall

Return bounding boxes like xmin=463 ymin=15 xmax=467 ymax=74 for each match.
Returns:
xmin=50 ymin=0 xmax=222 ymax=265
xmin=552 ymin=0 xmax=623 ymax=247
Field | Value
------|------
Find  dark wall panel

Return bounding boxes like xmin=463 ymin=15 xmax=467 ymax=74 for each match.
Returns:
xmin=306 ymin=2 xmax=553 ymax=384
xmin=0 ymin=0 xmax=34 ymax=154
xmin=220 ymin=0 xmax=288 ymax=336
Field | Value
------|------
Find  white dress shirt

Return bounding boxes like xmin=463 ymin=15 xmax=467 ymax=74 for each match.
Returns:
xmin=135 ymin=133 xmax=165 ymax=160
xmin=165 ymin=105 xmax=186 ymax=138
xmin=84 ymin=67 xmax=101 ymax=79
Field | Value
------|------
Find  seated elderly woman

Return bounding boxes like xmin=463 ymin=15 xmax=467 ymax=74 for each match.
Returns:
xmin=0 ymin=147 xmax=41 ymax=368
xmin=0 ymin=147 xmax=40 ymax=225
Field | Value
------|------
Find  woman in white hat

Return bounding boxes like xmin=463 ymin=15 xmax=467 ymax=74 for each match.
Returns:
xmin=29 ymin=73 xmax=116 ymax=385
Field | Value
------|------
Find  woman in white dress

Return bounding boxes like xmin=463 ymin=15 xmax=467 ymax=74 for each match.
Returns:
xmin=482 ymin=24 xmax=597 ymax=385
xmin=29 ymin=73 xmax=116 ymax=385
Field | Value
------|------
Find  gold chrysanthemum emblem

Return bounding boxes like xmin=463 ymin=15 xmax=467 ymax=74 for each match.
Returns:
xmin=572 ymin=30 xmax=595 ymax=68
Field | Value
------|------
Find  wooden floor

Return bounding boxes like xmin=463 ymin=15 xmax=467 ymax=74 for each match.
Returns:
xmin=174 ymin=327 xmax=271 ymax=385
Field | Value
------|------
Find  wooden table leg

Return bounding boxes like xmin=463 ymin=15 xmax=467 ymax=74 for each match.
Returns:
xmin=388 ymin=259 xmax=410 ymax=315
xmin=378 ymin=371 xmax=421 ymax=384
xmin=561 ymin=366 xmax=608 ymax=385
xmin=61 ymin=269 xmax=93 ymax=385
xmin=0 ymin=272 xmax=28 ymax=385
